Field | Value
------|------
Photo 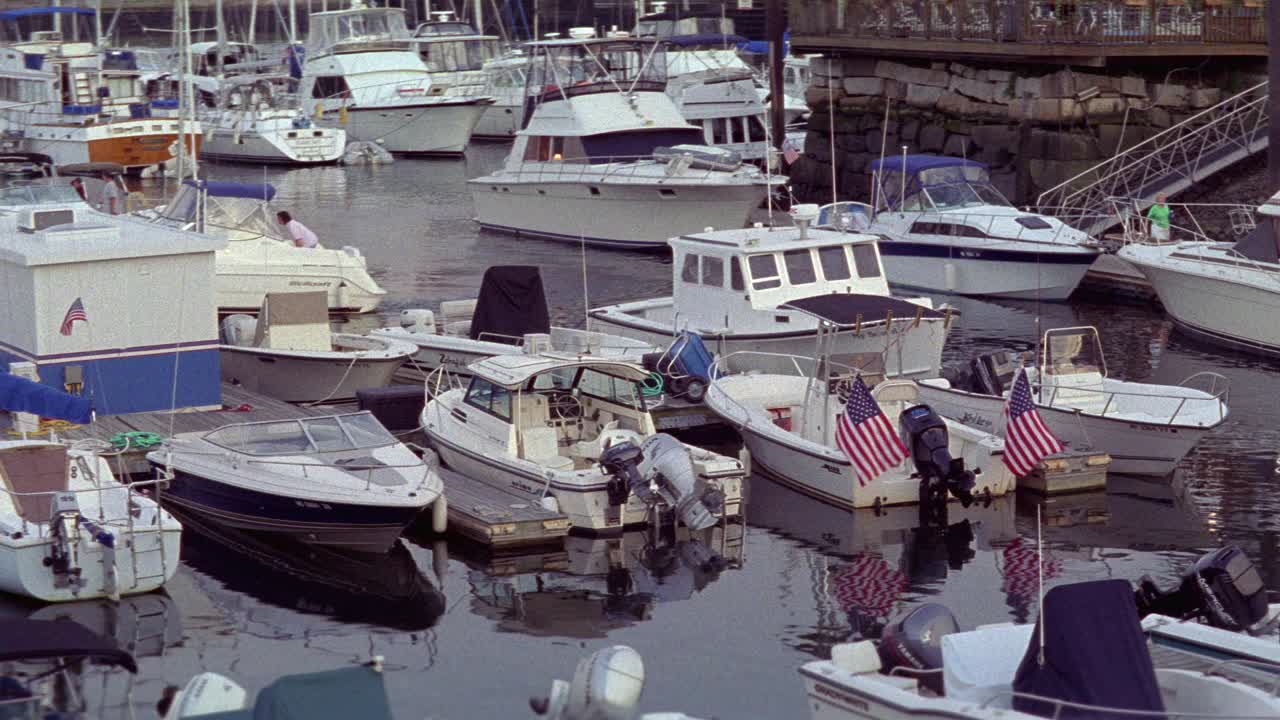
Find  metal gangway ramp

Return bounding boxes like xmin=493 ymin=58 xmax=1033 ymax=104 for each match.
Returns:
xmin=1037 ymin=82 xmax=1268 ymax=237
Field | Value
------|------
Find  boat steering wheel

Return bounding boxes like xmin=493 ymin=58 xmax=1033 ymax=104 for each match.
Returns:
xmin=548 ymin=391 xmax=584 ymax=422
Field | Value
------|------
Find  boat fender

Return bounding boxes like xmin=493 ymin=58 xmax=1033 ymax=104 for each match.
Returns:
xmin=431 ymin=494 xmax=448 ymax=534
xmin=539 ymin=495 xmax=560 ymax=513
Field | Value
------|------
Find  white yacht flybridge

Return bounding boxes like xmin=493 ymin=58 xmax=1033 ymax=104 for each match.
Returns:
xmin=821 ymin=155 xmax=1100 ymax=300
xmin=299 ymin=3 xmax=492 ymax=155
xmin=469 ymin=31 xmax=782 ymax=249
xmin=408 ymin=14 xmax=506 ymax=139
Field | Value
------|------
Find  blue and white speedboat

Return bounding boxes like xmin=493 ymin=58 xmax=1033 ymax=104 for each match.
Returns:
xmin=820 ymin=155 xmax=1100 ymax=300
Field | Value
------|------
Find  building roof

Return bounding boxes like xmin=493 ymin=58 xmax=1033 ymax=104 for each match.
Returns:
xmin=0 ymin=208 xmax=225 ymax=267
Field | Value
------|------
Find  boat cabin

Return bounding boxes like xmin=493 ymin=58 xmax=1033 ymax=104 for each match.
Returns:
xmin=869 ymin=155 xmax=1011 ymax=215
xmin=458 ymin=354 xmax=657 ymax=470
xmin=634 ymin=12 xmax=737 ymax=43
xmin=188 ymin=42 xmax=262 ymax=76
xmin=305 ymin=6 xmax=412 ymax=56
xmin=668 ymin=222 xmax=889 ymax=318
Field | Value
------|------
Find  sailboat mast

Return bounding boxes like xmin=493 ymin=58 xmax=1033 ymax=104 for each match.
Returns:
xmin=289 ymin=0 xmax=299 ymax=43
xmin=94 ymin=0 xmax=103 ymax=47
xmin=215 ymin=0 xmax=226 ymax=75
xmin=248 ymin=0 xmax=259 ymax=43
xmin=473 ymin=0 xmax=484 ymax=35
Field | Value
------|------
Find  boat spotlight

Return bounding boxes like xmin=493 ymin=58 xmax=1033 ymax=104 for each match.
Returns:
xmin=899 ymin=404 xmax=976 ymax=510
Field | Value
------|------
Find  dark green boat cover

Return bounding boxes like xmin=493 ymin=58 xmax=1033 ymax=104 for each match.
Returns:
xmin=199 ymin=666 xmax=393 ymax=720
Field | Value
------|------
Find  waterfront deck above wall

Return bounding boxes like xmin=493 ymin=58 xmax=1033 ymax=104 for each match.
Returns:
xmin=791 ymin=1 xmax=1266 ymax=61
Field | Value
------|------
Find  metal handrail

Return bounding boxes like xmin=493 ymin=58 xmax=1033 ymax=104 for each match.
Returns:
xmin=484 ymin=153 xmax=771 ymax=185
xmin=1204 ymin=658 xmax=1280 ymax=696
xmin=1034 ymin=371 xmax=1228 ymax=426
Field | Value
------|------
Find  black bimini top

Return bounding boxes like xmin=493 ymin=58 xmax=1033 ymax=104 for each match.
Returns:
xmin=0 ymin=620 xmax=137 ymax=672
xmin=779 ymin=294 xmax=945 ymax=327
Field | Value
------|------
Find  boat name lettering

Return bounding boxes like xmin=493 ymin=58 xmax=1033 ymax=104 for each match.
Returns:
xmin=812 ymin=683 xmax=868 ymax=711
xmin=511 ymin=480 xmax=537 ymax=494
xmin=959 ymin=250 xmax=982 ymax=258
xmin=960 ymin=412 xmax=992 ymax=430
xmin=821 ymin=463 xmax=842 ymax=475
xmin=288 ymin=281 xmax=333 ymax=288
xmin=293 ymin=500 xmax=333 ymax=510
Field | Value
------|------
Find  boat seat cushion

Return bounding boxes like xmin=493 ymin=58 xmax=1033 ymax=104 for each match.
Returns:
xmin=0 ymin=444 xmax=68 ymax=521
xmin=521 ymin=427 xmax=573 ymax=470
xmin=942 ymin=623 xmax=1034 ymax=707
xmin=569 ymin=420 xmax=620 ymax=461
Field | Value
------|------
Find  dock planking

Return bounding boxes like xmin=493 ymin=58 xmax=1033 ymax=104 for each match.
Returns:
xmin=438 ymin=467 xmax=571 ymax=549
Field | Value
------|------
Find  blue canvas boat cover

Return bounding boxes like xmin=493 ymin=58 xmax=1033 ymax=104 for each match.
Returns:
xmin=1012 ymin=579 xmax=1164 ymax=719
xmin=198 ymin=666 xmax=393 ymax=720
xmin=0 ymin=372 xmax=91 ymax=424
xmin=183 ymin=180 xmax=277 ymax=201
xmin=0 ymin=7 xmax=95 ymax=21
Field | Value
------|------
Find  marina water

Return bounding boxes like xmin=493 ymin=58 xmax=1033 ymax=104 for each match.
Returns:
xmin=51 ymin=147 xmax=1280 ymax=718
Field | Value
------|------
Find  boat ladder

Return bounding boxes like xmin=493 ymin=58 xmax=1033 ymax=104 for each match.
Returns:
xmin=124 ymin=482 xmax=172 ymax=591
xmin=1037 ymin=81 xmax=1269 ymax=237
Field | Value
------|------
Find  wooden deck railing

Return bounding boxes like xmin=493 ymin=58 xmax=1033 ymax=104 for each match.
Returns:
xmin=791 ymin=1 xmax=1266 ymax=47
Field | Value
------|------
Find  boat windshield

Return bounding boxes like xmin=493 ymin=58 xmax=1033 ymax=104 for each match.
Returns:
xmin=306 ymin=8 xmax=410 ymax=52
xmin=0 ymin=183 xmax=83 ymax=207
xmin=636 ymin=16 xmax=733 ymax=38
xmin=204 ymin=413 xmax=396 ymax=455
xmin=527 ymin=40 xmax=667 ymax=98
xmin=419 ymin=38 xmax=501 ymax=72
xmin=1041 ymin=327 xmax=1107 ymax=381
xmin=414 ymin=21 xmax=478 ymax=37
xmin=878 ymin=163 xmax=1010 ymax=212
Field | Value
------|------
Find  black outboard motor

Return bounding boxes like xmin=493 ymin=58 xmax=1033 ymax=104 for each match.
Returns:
xmin=899 ymin=404 xmax=976 ymax=516
xmin=598 ymin=441 xmax=651 ymax=507
xmin=1134 ymin=545 xmax=1272 ymax=633
xmin=877 ymin=603 xmax=960 ymax=694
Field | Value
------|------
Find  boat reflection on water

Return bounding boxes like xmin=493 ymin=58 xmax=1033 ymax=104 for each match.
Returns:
xmin=169 ymin=505 xmax=446 ymax=633
xmin=465 ymin=520 xmax=745 ymax=638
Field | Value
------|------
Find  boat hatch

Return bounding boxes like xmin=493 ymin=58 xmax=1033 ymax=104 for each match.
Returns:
xmin=203 ymin=412 xmax=396 ymax=455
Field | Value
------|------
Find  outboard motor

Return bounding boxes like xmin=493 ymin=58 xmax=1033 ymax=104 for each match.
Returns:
xmin=899 ymin=405 xmax=976 ymax=517
xmin=597 ymin=435 xmax=723 ymax=531
xmin=531 ymin=646 xmax=644 ymax=720
xmin=877 ymin=603 xmax=960 ymax=694
xmin=1135 ymin=545 xmax=1272 ymax=633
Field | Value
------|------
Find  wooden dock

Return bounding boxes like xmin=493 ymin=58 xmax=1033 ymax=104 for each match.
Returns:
xmin=1076 ymin=254 xmax=1158 ymax=304
xmin=438 ymin=467 xmax=571 ymax=549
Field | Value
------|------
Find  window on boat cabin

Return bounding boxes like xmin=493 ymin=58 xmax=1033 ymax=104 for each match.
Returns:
xmin=523 ymin=136 xmax=584 ymax=162
xmin=818 ymin=245 xmax=851 ymax=281
xmin=783 ymin=249 xmax=817 ymax=285
xmin=711 ymin=118 xmax=729 ymax=145
xmin=747 ymin=115 xmax=767 ymax=143
xmin=530 ymin=368 xmax=576 ymax=391
xmin=577 ymin=369 xmax=642 ymax=409
xmin=747 ymin=253 xmax=782 ymax=290
xmin=731 ymin=257 xmax=745 ymax=291
xmin=681 ymin=253 xmax=700 ymax=283
xmin=464 ymin=377 xmax=512 ymax=420
xmin=701 ymin=255 xmax=724 ymax=287
xmin=851 ymin=244 xmax=881 ymax=278
xmin=104 ymin=76 xmax=135 ymax=100
xmin=311 ymin=75 xmax=351 ymax=99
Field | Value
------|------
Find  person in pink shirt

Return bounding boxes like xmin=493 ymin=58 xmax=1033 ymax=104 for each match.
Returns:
xmin=277 ymin=210 xmax=319 ymax=248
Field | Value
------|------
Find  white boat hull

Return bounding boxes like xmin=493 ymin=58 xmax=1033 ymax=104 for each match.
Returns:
xmin=916 ymin=381 xmax=1208 ymax=476
xmin=0 ymin=528 xmax=180 ymax=603
xmin=470 ymin=179 xmax=769 ymax=250
xmin=878 ymin=248 xmax=1096 ymax=301
xmin=215 ymin=265 xmax=386 ymax=315
xmin=200 ymin=127 xmax=345 ymax=165
xmin=323 ymin=101 xmax=488 ymax=155
xmin=220 ymin=339 xmax=410 ymax=403
xmin=472 ymin=101 xmax=521 ymax=140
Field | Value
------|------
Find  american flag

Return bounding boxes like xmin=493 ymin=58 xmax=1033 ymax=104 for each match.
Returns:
xmin=836 ymin=376 xmax=909 ymax=487
xmin=1000 ymin=369 xmax=1064 ymax=477
xmin=831 ymin=554 xmax=908 ymax=618
xmin=59 ymin=297 xmax=87 ymax=336
xmin=782 ymin=137 xmax=801 ymax=165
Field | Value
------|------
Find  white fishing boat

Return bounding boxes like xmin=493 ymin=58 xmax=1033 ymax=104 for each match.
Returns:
xmin=589 ymin=205 xmax=951 ymax=378
xmin=468 ymin=32 xmax=781 ymax=249
xmin=220 ymin=292 xmax=415 ymax=404
xmin=148 ymin=411 xmax=444 ymax=551
xmin=138 ymin=179 xmax=386 ymax=314
xmin=917 ymin=326 xmax=1228 ymax=476
xmin=422 ymin=352 xmax=743 ymax=533
xmin=299 ymin=4 xmax=491 ymax=155
xmin=371 ymin=265 xmax=655 ymax=383
xmin=706 ymin=358 xmax=1014 ymax=510
xmin=198 ymin=75 xmax=346 ymax=165
xmin=821 ymin=155 xmax=1100 ymax=300
xmin=1118 ymin=194 xmax=1280 ymax=356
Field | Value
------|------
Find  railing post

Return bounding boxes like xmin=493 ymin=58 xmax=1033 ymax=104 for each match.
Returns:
xmin=1147 ymin=0 xmax=1156 ymax=43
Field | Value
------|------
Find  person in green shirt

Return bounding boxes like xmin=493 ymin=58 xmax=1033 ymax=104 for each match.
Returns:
xmin=1147 ymin=193 xmax=1171 ymax=242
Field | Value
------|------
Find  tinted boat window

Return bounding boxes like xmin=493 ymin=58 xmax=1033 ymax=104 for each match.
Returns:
xmin=818 ymin=246 xmax=851 ymax=281
xmin=702 ymin=256 xmax=724 ymax=287
xmin=851 ymin=244 xmax=881 ymax=278
xmin=681 ymin=254 xmax=700 ymax=283
xmin=730 ymin=257 xmax=744 ymax=291
xmin=748 ymin=253 xmax=782 ymax=290
xmin=465 ymin=377 xmax=512 ymax=419
xmin=784 ymin=249 xmax=817 ymax=285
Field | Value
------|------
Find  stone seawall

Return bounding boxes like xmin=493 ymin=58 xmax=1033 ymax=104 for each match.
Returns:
xmin=788 ymin=57 xmax=1264 ymax=206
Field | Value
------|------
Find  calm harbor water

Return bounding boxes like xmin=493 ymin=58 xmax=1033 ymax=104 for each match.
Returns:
xmin=25 ymin=147 xmax=1280 ymax=718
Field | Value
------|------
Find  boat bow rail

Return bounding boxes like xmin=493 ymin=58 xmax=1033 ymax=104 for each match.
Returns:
xmin=1033 ymin=370 xmax=1229 ymax=428
xmin=484 ymin=152 xmax=774 ymax=184
xmin=707 ymin=350 xmax=877 ymax=430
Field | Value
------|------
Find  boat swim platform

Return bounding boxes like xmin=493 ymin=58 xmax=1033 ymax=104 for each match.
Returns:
xmin=435 ymin=467 xmax=571 ymax=550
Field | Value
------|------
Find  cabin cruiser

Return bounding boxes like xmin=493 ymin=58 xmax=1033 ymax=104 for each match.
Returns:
xmin=372 ymin=265 xmax=655 ymax=383
xmin=918 ymin=326 xmax=1228 ymax=476
xmin=198 ymin=75 xmax=347 ymax=165
xmin=407 ymin=15 xmax=503 ymax=139
xmin=299 ymin=4 xmax=491 ymax=155
xmin=0 ymin=8 xmax=200 ymax=172
xmin=138 ymin=179 xmax=386 ymax=314
xmin=220 ymin=292 xmax=415 ymax=404
xmin=478 ymin=50 xmax=525 ymax=139
xmin=802 ymin=547 xmax=1280 ymax=720
xmin=822 ymin=155 xmax=1100 ymax=300
xmin=1119 ymin=194 xmax=1280 ymax=356
xmin=148 ymin=411 xmax=445 ymax=551
xmin=706 ymin=361 xmax=1014 ymax=510
xmin=469 ymin=34 xmax=781 ymax=249
xmin=422 ymin=352 xmax=744 ymax=533
xmin=590 ymin=206 xmax=950 ymax=378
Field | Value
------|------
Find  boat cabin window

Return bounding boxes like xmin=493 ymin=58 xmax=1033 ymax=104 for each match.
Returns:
xmin=530 ymin=368 xmax=576 ymax=391
xmin=783 ymin=249 xmax=817 ymax=285
xmin=0 ymin=183 xmax=83 ymax=207
xmin=465 ymin=377 xmax=512 ymax=420
xmin=681 ymin=254 xmax=700 ymax=282
xmin=747 ymin=116 xmax=767 ymax=143
xmin=311 ymin=76 xmax=351 ymax=99
xmin=701 ymin=255 xmax=724 ymax=287
xmin=420 ymin=38 xmax=499 ymax=72
xmin=577 ymin=368 xmax=642 ymax=409
xmin=818 ymin=246 xmax=850 ymax=281
xmin=730 ymin=257 xmax=744 ymax=290
xmin=851 ymin=244 xmax=881 ymax=278
xmin=523 ymin=135 xmax=586 ymax=162
xmin=307 ymin=8 xmax=410 ymax=52
xmin=203 ymin=413 xmax=395 ymax=455
xmin=747 ymin=253 xmax=782 ymax=290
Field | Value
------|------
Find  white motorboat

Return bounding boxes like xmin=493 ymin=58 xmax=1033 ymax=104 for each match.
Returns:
xmin=371 ymin=265 xmax=655 ymax=383
xmin=148 ymin=411 xmax=445 ymax=551
xmin=821 ymin=155 xmax=1100 ymax=300
xmin=0 ymin=371 xmax=182 ymax=602
xmin=220 ymin=291 xmax=415 ymax=404
xmin=1119 ymin=194 xmax=1280 ymax=356
xmin=477 ymin=50 xmax=526 ymax=140
xmin=803 ymin=548 xmax=1280 ymax=720
xmin=707 ymin=357 xmax=1015 ymax=510
xmin=468 ymin=33 xmax=781 ymax=250
xmin=589 ymin=205 xmax=951 ymax=379
xmin=918 ymin=326 xmax=1228 ymax=476
xmin=299 ymin=4 xmax=491 ymax=155
xmin=407 ymin=15 xmax=505 ymax=140
xmin=198 ymin=75 xmax=346 ymax=165
xmin=138 ymin=179 xmax=386 ymax=314
xmin=422 ymin=352 xmax=744 ymax=533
